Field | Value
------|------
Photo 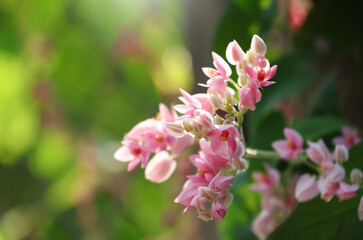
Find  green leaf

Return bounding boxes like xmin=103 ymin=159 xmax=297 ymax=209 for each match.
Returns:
xmin=343 ymin=142 xmax=363 ymax=174
xmin=268 ymin=193 xmax=363 ymax=240
xmin=291 ymin=116 xmax=347 ymax=141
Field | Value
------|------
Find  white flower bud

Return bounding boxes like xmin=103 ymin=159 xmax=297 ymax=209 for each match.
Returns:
xmin=182 ymin=119 xmax=194 ymax=132
xmin=251 ymin=34 xmax=267 ymax=56
xmin=208 ymin=92 xmax=224 ymax=110
xmin=334 ymin=144 xmax=349 ymax=164
xmin=350 ymin=168 xmax=363 ymax=185
xmin=214 ymin=115 xmax=224 ymax=125
xmin=199 ymin=111 xmax=214 ymax=130
xmin=198 ymin=186 xmax=214 ymax=199
xmin=224 ymin=87 xmax=237 ymax=105
xmin=198 ymin=211 xmax=211 ymax=222
xmin=232 ymin=157 xmax=247 ymax=171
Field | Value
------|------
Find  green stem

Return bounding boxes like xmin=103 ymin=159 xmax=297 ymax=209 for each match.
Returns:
xmin=245 ymin=148 xmax=280 ymax=159
xmin=227 ymin=79 xmax=240 ymax=90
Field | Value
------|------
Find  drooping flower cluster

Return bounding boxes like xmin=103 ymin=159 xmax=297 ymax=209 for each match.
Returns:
xmin=115 ymin=35 xmax=278 ymax=221
xmin=250 ymin=164 xmax=296 ymax=239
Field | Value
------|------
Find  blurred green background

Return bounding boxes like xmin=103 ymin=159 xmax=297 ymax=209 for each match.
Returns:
xmin=0 ymin=0 xmax=362 ymax=239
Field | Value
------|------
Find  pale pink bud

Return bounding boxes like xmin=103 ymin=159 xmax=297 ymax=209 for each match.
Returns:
xmin=295 ymin=174 xmax=319 ymax=202
xmin=210 ymin=202 xmax=228 ymax=221
xmin=144 ymin=151 xmax=176 ymax=183
xmin=334 ymin=144 xmax=349 ymax=164
xmin=198 ymin=186 xmax=214 ymax=199
xmin=251 ymin=35 xmax=267 ymax=56
xmin=350 ymin=168 xmax=363 ymax=185
xmin=226 ymin=40 xmax=245 ymax=65
xmin=359 ymin=196 xmax=363 ymax=221
xmin=198 ymin=211 xmax=211 ymax=222
xmin=164 ymin=122 xmax=185 ymax=137
xmin=198 ymin=111 xmax=214 ymax=130
xmin=208 ymin=91 xmax=224 ymax=110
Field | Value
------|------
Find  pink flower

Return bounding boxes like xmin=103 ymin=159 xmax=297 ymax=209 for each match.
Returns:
xmin=317 ymin=164 xmax=345 ymax=202
xmin=335 ymin=182 xmax=359 ymax=201
xmin=252 ymin=210 xmax=276 ymax=240
xmin=306 ymin=139 xmax=334 ymax=171
xmin=272 ymin=128 xmax=304 ymax=160
xmin=238 ymin=83 xmax=261 ymax=111
xmin=174 ymin=89 xmax=214 ymax=118
xmin=245 ymin=55 xmax=277 ymax=88
xmin=114 ymin=140 xmax=150 ymax=171
xmin=170 ymin=135 xmax=195 ymax=155
xmin=250 ymin=164 xmax=280 ymax=193
xmin=210 ymin=202 xmax=228 ymax=221
xmin=208 ymin=171 xmax=233 ymax=194
xmin=333 ymin=127 xmax=361 ymax=149
xmin=202 ymin=52 xmax=231 ymax=81
xmin=295 ymin=174 xmax=319 ymax=202
xmin=144 ymin=151 xmax=177 ymax=183
xmin=288 ymin=0 xmax=310 ymax=32
xmin=358 ymin=196 xmax=363 ymax=221
xmin=206 ymin=125 xmax=242 ymax=154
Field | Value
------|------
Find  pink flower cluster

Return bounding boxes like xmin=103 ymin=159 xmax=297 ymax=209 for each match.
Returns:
xmin=114 ymin=103 xmax=194 ymax=182
xmin=250 ymin=164 xmax=296 ymax=239
xmin=175 ymin=140 xmax=246 ymax=221
xmin=272 ymin=127 xmax=363 ymax=224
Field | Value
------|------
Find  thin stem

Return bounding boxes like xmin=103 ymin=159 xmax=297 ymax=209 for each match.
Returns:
xmin=227 ymin=79 xmax=240 ymax=90
xmin=245 ymin=148 xmax=280 ymax=159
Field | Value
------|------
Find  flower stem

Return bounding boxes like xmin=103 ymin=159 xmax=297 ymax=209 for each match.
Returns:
xmin=245 ymin=148 xmax=280 ymax=159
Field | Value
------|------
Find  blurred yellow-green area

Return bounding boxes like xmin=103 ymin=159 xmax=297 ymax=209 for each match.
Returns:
xmin=0 ymin=0 xmax=205 ymax=239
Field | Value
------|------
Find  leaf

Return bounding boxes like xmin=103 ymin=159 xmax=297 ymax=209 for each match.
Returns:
xmin=343 ymin=142 xmax=363 ymax=174
xmin=291 ymin=116 xmax=348 ymax=141
xmin=268 ymin=193 xmax=363 ymax=240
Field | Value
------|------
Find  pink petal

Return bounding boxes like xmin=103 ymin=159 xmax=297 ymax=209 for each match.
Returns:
xmin=128 ymin=158 xmax=141 ymax=171
xmin=212 ymin=52 xmax=232 ymax=77
xmin=210 ymin=136 xmax=228 ymax=154
xmin=245 ymin=66 xmax=257 ymax=79
xmin=272 ymin=140 xmax=292 ymax=158
xmin=264 ymin=65 xmax=277 ymax=81
xmin=227 ymin=134 xmax=237 ymax=154
xmin=145 ymin=151 xmax=177 ymax=183
xmin=284 ymin=128 xmax=303 ymax=148
xmin=159 ymin=103 xmax=174 ymax=122
xmin=226 ymin=40 xmax=245 ymax=65
xmin=295 ymin=174 xmax=319 ymax=202
xmin=114 ymin=146 xmax=134 ymax=162
xmin=179 ymin=88 xmax=202 ymax=109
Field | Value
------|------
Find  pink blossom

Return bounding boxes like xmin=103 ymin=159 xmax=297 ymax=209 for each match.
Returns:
xmin=272 ymin=128 xmax=304 ymax=160
xmin=252 ymin=210 xmax=276 ymax=240
xmin=295 ymin=174 xmax=319 ymax=202
xmin=202 ymin=52 xmax=231 ymax=81
xmin=114 ymin=140 xmax=150 ymax=171
xmin=289 ymin=0 xmax=310 ymax=32
xmin=174 ymin=89 xmax=214 ymax=118
xmin=210 ymin=202 xmax=228 ymax=221
xmin=335 ymin=182 xmax=359 ymax=201
xmin=333 ymin=127 xmax=361 ymax=149
xmin=306 ymin=139 xmax=334 ymax=171
xmin=208 ymin=171 xmax=233 ymax=194
xmin=238 ymin=83 xmax=261 ymax=111
xmin=358 ymin=196 xmax=363 ymax=221
xmin=206 ymin=125 xmax=242 ymax=154
xmin=170 ymin=135 xmax=195 ymax=155
xmin=245 ymin=55 xmax=277 ymax=88
xmin=144 ymin=151 xmax=176 ymax=183
xmin=317 ymin=164 xmax=345 ymax=202
xmin=250 ymin=164 xmax=280 ymax=193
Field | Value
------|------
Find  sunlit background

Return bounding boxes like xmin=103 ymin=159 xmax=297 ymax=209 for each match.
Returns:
xmin=0 ymin=0 xmax=362 ymax=239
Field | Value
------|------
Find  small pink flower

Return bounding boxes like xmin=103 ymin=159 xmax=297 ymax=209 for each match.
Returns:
xmin=245 ymin=55 xmax=277 ymax=88
xmin=114 ymin=140 xmax=150 ymax=171
xmin=174 ymin=90 xmax=214 ymax=118
xmin=250 ymin=164 xmax=280 ymax=193
xmin=144 ymin=151 xmax=177 ymax=183
xmin=208 ymin=171 xmax=233 ymax=194
xmin=317 ymin=164 xmax=345 ymax=202
xmin=306 ymin=139 xmax=334 ymax=171
xmin=358 ymin=196 xmax=363 ymax=221
xmin=202 ymin=52 xmax=231 ymax=80
xmin=272 ymin=128 xmax=304 ymax=160
xmin=252 ymin=210 xmax=275 ymax=240
xmin=295 ymin=174 xmax=319 ymax=202
xmin=210 ymin=202 xmax=228 ymax=221
xmin=333 ymin=127 xmax=361 ymax=149
xmin=238 ymin=83 xmax=261 ymax=111
xmin=206 ymin=125 xmax=242 ymax=154
xmin=335 ymin=182 xmax=359 ymax=201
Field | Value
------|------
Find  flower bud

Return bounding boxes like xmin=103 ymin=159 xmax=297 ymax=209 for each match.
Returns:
xmin=232 ymin=157 xmax=247 ymax=171
xmin=199 ymin=111 xmax=214 ymax=130
xmin=334 ymin=144 xmax=349 ymax=164
xmin=214 ymin=115 xmax=224 ymax=125
xmin=223 ymin=193 xmax=234 ymax=207
xmin=226 ymin=40 xmax=245 ymax=65
xmin=164 ymin=122 xmax=185 ymax=137
xmin=359 ymin=196 xmax=363 ymax=221
xmin=350 ymin=168 xmax=363 ymax=185
xmin=238 ymin=74 xmax=247 ymax=86
xmin=198 ymin=186 xmax=214 ymax=199
xmin=224 ymin=88 xmax=237 ymax=105
xmin=192 ymin=119 xmax=203 ymax=133
xmin=145 ymin=151 xmax=176 ymax=183
xmin=198 ymin=211 xmax=211 ymax=222
xmin=245 ymin=50 xmax=256 ymax=65
xmin=208 ymin=92 xmax=224 ymax=110
xmin=182 ymin=119 xmax=194 ymax=132
xmin=251 ymin=35 xmax=267 ymax=56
